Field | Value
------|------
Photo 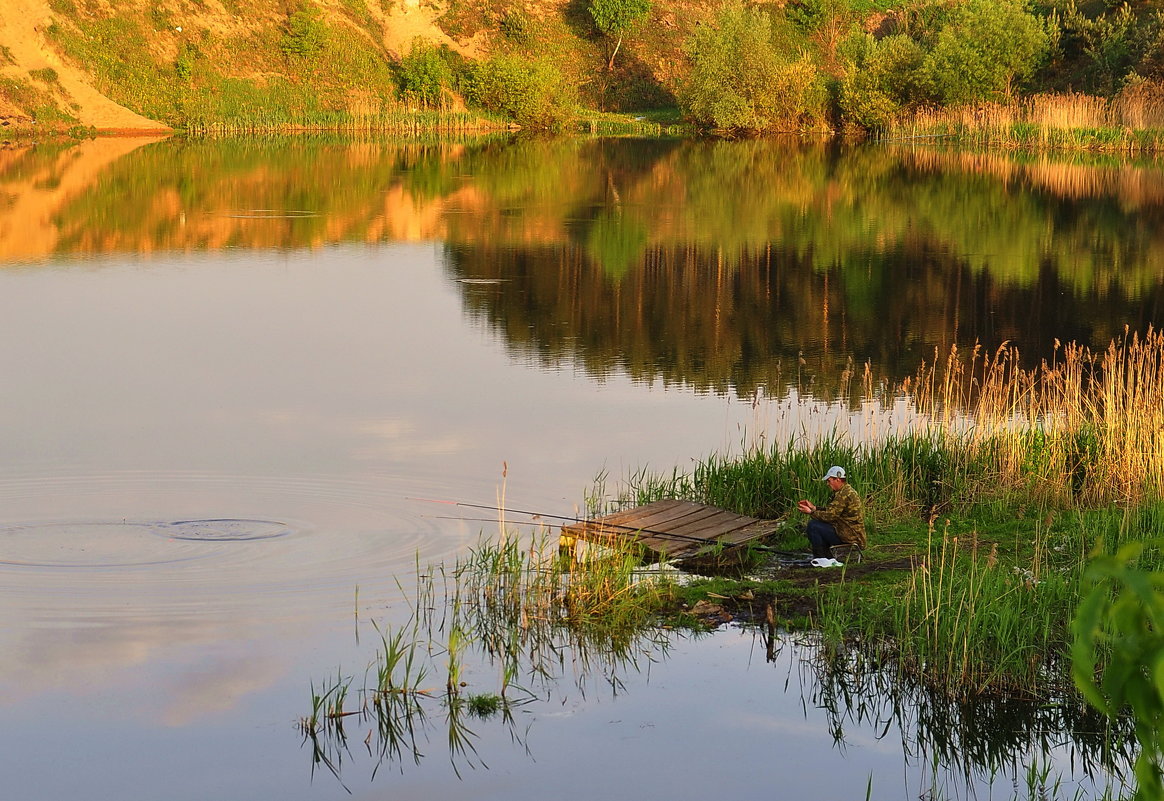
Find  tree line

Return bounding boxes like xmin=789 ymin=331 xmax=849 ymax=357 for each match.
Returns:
xmin=403 ymin=0 xmax=1164 ymax=134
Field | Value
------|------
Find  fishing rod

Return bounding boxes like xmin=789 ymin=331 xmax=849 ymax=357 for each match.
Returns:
xmin=425 ymin=513 xmax=799 ymax=552
xmin=412 ymin=497 xmax=788 ymax=551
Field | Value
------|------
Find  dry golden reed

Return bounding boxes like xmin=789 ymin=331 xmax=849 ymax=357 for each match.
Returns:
xmin=887 ymin=83 xmax=1164 ymax=151
xmin=901 ymin=327 xmax=1164 ymax=505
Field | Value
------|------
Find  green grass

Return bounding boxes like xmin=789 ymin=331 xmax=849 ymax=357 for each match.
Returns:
xmin=628 ymin=431 xmax=1164 ymax=697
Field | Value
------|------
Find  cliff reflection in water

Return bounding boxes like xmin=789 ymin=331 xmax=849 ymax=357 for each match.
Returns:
xmin=3 ymin=135 xmax=1162 ymax=391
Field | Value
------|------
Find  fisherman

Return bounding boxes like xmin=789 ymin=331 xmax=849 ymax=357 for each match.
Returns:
xmin=797 ymin=465 xmax=866 ymax=560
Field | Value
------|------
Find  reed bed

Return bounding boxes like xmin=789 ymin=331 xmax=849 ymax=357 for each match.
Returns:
xmin=624 ymin=329 xmax=1164 ymax=519
xmin=182 ymin=110 xmax=506 ymax=137
xmin=905 ymin=329 xmax=1164 ymax=507
xmin=302 ymin=329 xmax=1164 ymax=775
xmin=885 ymin=85 xmax=1164 ymax=152
xmin=892 ymin=522 xmax=1074 ymax=696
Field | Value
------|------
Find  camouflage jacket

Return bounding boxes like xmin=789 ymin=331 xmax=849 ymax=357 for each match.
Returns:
xmin=811 ymin=482 xmax=867 ymax=549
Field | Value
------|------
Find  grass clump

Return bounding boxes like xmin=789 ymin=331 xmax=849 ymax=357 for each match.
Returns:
xmin=466 ymin=692 xmax=503 ymax=718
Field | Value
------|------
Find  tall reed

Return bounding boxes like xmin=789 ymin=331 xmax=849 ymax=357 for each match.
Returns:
xmin=885 ymin=85 xmax=1164 ymax=152
xmin=903 ymin=329 xmax=1164 ymax=507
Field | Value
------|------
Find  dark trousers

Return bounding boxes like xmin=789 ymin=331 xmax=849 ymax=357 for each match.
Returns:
xmin=805 ymin=519 xmax=842 ymax=558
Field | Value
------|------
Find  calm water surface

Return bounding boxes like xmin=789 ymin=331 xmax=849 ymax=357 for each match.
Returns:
xmin=0 ymin=135 xmax=1154 ymax=799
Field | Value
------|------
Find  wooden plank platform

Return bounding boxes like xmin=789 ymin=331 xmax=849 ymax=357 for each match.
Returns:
xmin=559 ymin=500 xmax=780 ymax=562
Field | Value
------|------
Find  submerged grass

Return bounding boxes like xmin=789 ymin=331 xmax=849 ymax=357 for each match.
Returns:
xmin=305 ymin=525 xmax=675 ymax=773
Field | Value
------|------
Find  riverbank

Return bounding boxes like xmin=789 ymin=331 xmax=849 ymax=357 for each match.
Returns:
xmin=3 ymin=0 xmax=1163 ymax=146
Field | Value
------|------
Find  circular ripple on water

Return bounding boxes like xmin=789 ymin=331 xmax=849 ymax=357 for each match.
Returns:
xmin=0 ymin=521 xmax=213 ymax=569
xmin=156 ymin=518 xmax=293 ymax=542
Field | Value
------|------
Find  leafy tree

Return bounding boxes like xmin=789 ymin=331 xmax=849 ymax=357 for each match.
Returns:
xmin=679 ymin=2 xmax=827 ymax=133
xmin=588 ymin=0 xmax=651 ymax=70
xmin=920 ymin=0 xmax=1052 ymax=105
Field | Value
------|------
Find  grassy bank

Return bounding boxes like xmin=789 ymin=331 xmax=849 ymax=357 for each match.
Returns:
xmin=604 ymin=329 xmax=1164 ymax=700
xmin=5 ymin=0 xmax=1164 ymax=146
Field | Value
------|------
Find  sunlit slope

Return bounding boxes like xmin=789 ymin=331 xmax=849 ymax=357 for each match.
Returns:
xmin=0 ymin=0 xmax=477 ymax=131
xmin=0 ymin=0 xmax=714 ymax=131
xmin=0 ymin=0 xmax=168 ymax=130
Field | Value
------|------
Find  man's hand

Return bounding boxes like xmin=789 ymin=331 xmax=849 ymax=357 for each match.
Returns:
xmin=797 ymin=499 xmax=815 ymax=514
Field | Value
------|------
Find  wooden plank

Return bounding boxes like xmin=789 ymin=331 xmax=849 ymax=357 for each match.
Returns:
xmin=575 ymin=499 xmax=687 ymax=528
xmin=562 ymin=503 xmax=719 ymax=543
xmin=558 ymin=499 xmax=692 ymax=538
xmin=561 ymin=500 xmax=780 ymax=562
xmin=602 ymin=503 xmax=720 ymax=533
xmin=667 ymin=511 xmax=756 ymax=538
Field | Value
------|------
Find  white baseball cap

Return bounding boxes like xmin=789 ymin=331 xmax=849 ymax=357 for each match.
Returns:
xmin=821 ymin=466 xmax=846 ymax=481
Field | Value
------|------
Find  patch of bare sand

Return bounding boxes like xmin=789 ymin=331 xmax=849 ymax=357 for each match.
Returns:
xmin=374 ymin=0 xmax=485 ymax=58
xmin=0 ymin=0 xmax=170 ymax=131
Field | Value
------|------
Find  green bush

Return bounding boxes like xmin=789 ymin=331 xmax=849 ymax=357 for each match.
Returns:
xmin=29 ymin=67 xmax=60 ymax=84
xmin=465 ymin=53 xmax=575 ymax=129
xmin=397 ymin=39 xmax=453 ymax=108
xmin=920 ymin=0 xmax=1052 ymax=105
xmin=839 ymin=33 xmax=926 ymax=130
xmin=1074 ymin=541 xmax=1164 ymax=801
xmin=679 ymin=1 xmax=827 ymax=133
xmin=281 ymin=4 xmax=328 ymax=61
xmin=499 ymin=8 xmax=534 ymax=46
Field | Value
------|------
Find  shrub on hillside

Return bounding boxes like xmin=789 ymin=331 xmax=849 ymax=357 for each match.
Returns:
xmin=398 ymin=39 xmax=453 ymax=109
xmin=281 ymin=4 xmax=328 ymax=61
xmin=465 ymin=54 xmax=575 ymax=129
xmin=679 ymin=2 xmax=827 ymax=133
